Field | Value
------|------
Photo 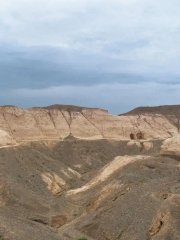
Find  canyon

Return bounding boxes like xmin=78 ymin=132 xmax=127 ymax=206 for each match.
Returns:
xmin=0 ymin=104 xmax=180 ymax=240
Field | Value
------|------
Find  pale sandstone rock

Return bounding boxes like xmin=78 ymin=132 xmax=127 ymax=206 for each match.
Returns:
xmin=127 ymin=141 xmax=142 ymax=148
xmin=28 ymin=108 xmax=61 ymax=138
xmin=83 ymin=110 xmax=177 ymax=140
xmin=0 ymin=105 xmax=178 ymax=145
xmin=69 ymin=111 xmax=102 ymax=139
xmin=143 ymin=141 xmax=154 ymax=150
xmin=48 ymin=109 xmax=70 ymax=138
xmin=41 ymin=172 xmax=69 ymax=195
xmin=126 ymin=114 xmax=176 ymax=139
xmin=83 ymin=109 xmax=135 ymax=139
xmin=0 ymin=106 xmax=44 ymax=141
xmin=0 ymin=129 xmax=16 ymax=147
xmin=161 ymin=135 xmax=180 ymax=156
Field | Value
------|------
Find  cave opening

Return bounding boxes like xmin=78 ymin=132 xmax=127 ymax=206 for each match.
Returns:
xmin=130 ymin=133 xmax=135 ymax=140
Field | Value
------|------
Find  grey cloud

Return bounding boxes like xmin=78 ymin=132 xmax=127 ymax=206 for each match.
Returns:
xmin=0 ymin=43 xmax=180 ymax=92
xmin=1 ymin=0 xmax=180 ymax=113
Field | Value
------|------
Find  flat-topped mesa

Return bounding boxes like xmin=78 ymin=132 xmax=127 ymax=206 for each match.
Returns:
xmin=28 ymin=105 xmax=110 ymax=140
xmin=40 ymin=104 xmax=109 ymax=114
xmin=0 ymin=104 xmax=179 ymax=147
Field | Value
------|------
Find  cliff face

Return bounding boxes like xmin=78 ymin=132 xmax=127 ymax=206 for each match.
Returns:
xmin=0 ymin=105 xmax=179 ymax=147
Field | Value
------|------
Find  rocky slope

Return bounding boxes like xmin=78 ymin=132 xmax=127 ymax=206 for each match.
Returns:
xmin=0 ymin=104 xmax=179 ymax=147
xmin=0 ymin=104 xmax=180 ymax=240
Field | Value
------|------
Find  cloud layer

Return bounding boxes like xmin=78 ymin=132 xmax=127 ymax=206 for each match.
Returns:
xmin=0 ymin=0 xmax=180 ymax=113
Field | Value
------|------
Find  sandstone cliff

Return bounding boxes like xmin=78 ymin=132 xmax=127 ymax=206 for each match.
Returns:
xmin=0 ymin=105 xmax=179 ymax=147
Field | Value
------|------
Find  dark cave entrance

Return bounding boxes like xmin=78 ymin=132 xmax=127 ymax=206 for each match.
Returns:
xmin=130 ymin=133 xmax=135 ymax=140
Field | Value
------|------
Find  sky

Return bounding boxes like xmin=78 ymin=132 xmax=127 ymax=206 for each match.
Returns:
xmin=1 ymin=0 xmax=180 ymax=114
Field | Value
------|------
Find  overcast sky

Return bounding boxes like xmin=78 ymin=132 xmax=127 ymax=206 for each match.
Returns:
xmin=1 ymin=0 xmax=180 ymax=114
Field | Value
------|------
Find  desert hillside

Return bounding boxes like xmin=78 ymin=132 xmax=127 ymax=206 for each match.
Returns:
xmin=0 ymin=104 xmax=179 ymax=148
xmin=0 ymin=104 xmax=180 ymax=240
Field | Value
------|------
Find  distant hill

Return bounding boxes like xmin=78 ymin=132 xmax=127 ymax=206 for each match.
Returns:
xmin=119 ymin=105 xmax=180 ymax=116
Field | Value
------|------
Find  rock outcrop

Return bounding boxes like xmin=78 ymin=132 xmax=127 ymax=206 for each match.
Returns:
xmin=161 ymin=135 xmax=180 ymax=157
xmin=0 ymin=104 xmax=179 ymax=147
xmin=0 ymin=129 xmax=16 ymax=147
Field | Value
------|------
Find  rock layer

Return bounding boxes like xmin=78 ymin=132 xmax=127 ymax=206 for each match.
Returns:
xmin=0 ymin=104 xmax=179 ymax=146
xmin=161 ymin=135 xmax=180 ymax=156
